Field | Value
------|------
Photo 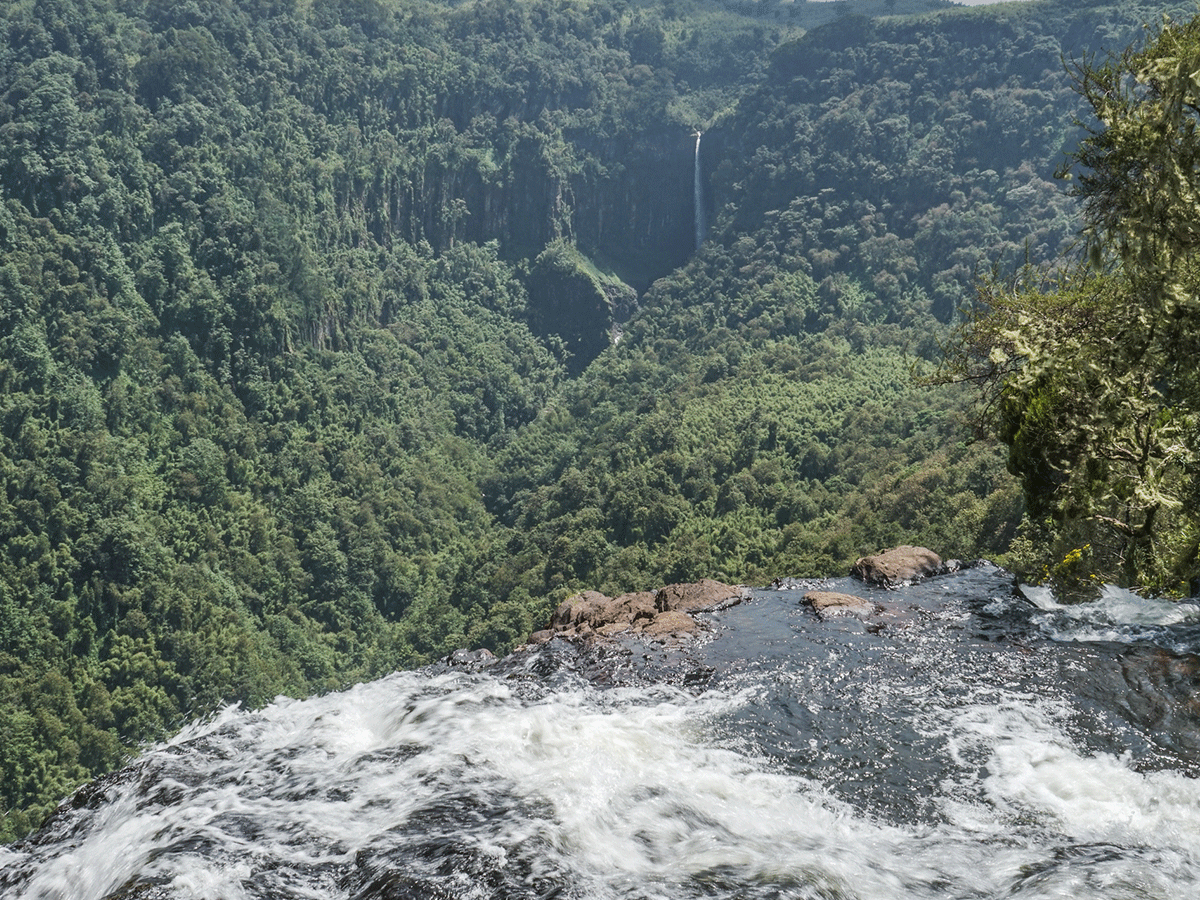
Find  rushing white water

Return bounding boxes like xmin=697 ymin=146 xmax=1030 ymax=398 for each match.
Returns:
xmin=5 ymin=567 xmax=1200 ymax=899
xmin=693 ymin=130 xmax=705 ymax=250
xmin=1016 ymin=582 xmax=1200 ymax=651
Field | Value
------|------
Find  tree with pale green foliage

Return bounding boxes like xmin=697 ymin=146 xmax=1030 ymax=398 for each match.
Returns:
xmin=944 ymin=15 xmax=1200 ymax=591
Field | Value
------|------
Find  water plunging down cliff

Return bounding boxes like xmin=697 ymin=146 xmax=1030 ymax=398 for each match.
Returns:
xmin=4 ymin=565 xmax=1200 ymax=899
xmin=694 ymin=130 xmax=706 ymax=251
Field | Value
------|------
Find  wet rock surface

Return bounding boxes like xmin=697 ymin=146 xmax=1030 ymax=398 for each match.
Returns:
xmin=445 ymin=648 xmax=498 ymax=672
xmin=529 ymin=579 xmax=747 ymax=645
xmin=801 ymin=590 xmax=882 ymax=619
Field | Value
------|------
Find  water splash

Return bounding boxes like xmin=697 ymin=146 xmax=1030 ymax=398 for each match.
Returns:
xmin=7 ymin=569 xmax=1200 ymax=899
xmin=1017 ymin=582 xmax=1200 ymax=650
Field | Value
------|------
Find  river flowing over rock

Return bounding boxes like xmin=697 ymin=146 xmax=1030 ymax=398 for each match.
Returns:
xmin=5 ymin=565 xmax=1200 ymax=900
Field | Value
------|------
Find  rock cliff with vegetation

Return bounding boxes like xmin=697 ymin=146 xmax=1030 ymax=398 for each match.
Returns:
xmin=1 ymin=0 xmax=1192 ymax=839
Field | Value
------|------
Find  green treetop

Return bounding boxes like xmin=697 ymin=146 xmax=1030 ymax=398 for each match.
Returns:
xmin=945 ymin=14 xmax=1200 ymax=591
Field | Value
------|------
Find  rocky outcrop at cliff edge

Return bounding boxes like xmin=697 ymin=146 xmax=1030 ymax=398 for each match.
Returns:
xmin=851 ymin=545 xmax=944 ymax=587
xmin=527 ymin=579 xmax=746 ymax=644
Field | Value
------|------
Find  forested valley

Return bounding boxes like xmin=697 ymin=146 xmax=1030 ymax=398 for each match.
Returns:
xmin=1 ymin=0 xmax=1190 ymax=839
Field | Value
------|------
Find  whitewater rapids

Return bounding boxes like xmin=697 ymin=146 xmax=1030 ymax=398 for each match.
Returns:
xmin=4 ymin=564 xmax=1200 ymax=899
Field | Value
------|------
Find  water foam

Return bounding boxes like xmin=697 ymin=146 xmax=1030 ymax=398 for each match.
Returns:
xmin=1017 ymin=583 xmax=1200 ymax=651
xmin=10 ymin=574 xmax=1200 ymax=899
xmin=0 ymin=671 xmax=1064 ymax=900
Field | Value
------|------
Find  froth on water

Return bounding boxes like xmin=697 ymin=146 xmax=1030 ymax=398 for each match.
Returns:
xmin=4 ymin=567 xmax=1200 ymax=899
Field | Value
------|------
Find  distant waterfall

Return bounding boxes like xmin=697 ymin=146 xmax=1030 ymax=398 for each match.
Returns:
xmin=693 ymin=130 xmax=706 ymax=250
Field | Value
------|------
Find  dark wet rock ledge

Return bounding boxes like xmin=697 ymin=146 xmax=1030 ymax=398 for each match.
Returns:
xmin=443 ymin=547 xmax=978 ymax=681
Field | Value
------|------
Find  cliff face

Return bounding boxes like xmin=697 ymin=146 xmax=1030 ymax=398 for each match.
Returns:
xmin=402 ymin=126 xmax=701 ymax=287
xmin=406 ymin=124 xmax=703 ymax=370
xmin=569 ymin=127 xmax=699 ymax=293
xmin=352 ymin=120 xmax=700 ymax=371
xmin=526 ymin=242 xmax=614 ymax=376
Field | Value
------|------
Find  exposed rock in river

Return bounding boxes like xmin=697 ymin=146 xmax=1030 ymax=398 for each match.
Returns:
xmin=528 ymin=579 xmax=746 ymax=645
xmin=802 ymin=591 xmax=882 ymax=620
xmin=851 ymin=545 xmax=944 ymax=587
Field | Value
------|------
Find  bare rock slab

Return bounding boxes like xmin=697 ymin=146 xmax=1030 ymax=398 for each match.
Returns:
xmin=539 ymin=580 xmax=744 ymax=644
xmin=655 ymin=579 xmax=744 ymax=614
xmin=802 ymin=591 xmax=882 ymax=620
xmin=851 ymin=545 xmax=943 ymax=588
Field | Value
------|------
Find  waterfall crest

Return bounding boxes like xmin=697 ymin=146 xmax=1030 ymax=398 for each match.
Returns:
xmin=8 ymin=567 xmax=1200 ymax=900
xmin=693 ymin=130 xmax=705 ymax=250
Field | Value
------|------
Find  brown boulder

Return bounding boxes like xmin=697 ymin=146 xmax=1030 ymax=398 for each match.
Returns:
xmin=802 ymin=591 xmax=881 ymax=619
xmin=550 ymin=590 xmax=614 ymax=631
xmin=638 ymin=610 xmax=701 ymax=638
xmin=540 ymin=580 xmax=743 ymax=644
xmin=851 ymin=545 xmax=943 ymax=587
xmin=655 ymin=579 xmax=744 ymax=613
xmin=611 ymin=590 xmax=659 ymax=624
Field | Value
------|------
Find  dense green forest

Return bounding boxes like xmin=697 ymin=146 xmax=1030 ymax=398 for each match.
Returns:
xmin=0 ymin=0 xmax=1189 ymax=839
xmin=942 ymin=10 xmax=1200 ymax=592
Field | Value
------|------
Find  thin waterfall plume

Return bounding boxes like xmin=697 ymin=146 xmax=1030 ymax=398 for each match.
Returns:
xmin=693 ymin=130 xmax=706 ymax=250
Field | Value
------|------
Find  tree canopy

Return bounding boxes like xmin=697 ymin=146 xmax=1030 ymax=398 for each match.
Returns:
xmin=943 ymin=12 xmax=1200 ymax=591
xmin=0 ymin=0 xmax=1181 ymax=840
